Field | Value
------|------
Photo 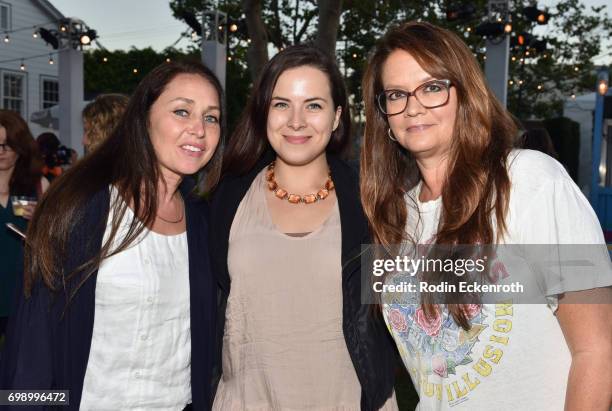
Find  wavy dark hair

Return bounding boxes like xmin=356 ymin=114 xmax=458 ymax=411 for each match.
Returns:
xmin=24 ymin=61 xmax=225 ymax=297
xmin=0 ymin=110 xmax=43 ymax=196
xmin=222 ymin=44 xmax=351 ymax=175
xmin=361 ymin=22 xmax=517 ymax=329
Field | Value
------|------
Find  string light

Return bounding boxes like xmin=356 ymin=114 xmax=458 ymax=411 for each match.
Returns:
xmin=571 ymin=94 xmax=576 ymax=99
xmin=103 ymin=56 xmax=108 ymax=62
xmin=466 ymin=27 xmax=472 ymax=32
xmin=3 ymin=34 xmax=9 ymax=43
xmin=511 ymin=56 xmax=516 ymax=61
xmin=191 ymin=31 xmax=197 ymax=39
xmin=227 ymin=56 xmax=232 ymax=61
xmin=19 ymin=60 xmax=25 ymax=70
xmin=352 ymin=53 xmax=357 ymax=58
xmin=166 ymin=58 xmax=171 ymax=63
xmin=48 ymin=54 xmax=54 ymax=65
xmin=537 ymin=84 xmax=543 ymax=90
xmin=247 ymin=38 xmax=251 ymax=43
xmin=509 ymin=80 xmax=514 ymax=85
xmin=32 ymin=30 xmax=38 ymax=38
xmin=519 ymin=80 xmax=524 ymax=85
xmin=132 ymin=68 xmax=138 ymax=74
xmin=525 ymin=51 xmax=530 ymax=56
xmin=574 ymin=66 xmax=579 ymax=72
xmin=60 ymin=24 xmax=67 ymax=32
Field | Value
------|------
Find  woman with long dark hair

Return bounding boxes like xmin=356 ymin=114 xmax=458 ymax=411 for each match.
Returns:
xmin=209 ymin=45 xmax=398 ymax=410
xmin=1 ymin=61 xmax=224 ymax=410
xmin=361 ymin=22 xmax=612 ymax=410
xmin=0 ymin=110 xmax=48 ymax=343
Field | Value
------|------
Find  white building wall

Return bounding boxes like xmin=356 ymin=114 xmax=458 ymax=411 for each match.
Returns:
xmin=0 ymin=0 xmax=61 ymax=139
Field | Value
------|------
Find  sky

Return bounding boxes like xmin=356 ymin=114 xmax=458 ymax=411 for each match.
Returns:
xmin=51 ymin=0 xmax=611 ymax=64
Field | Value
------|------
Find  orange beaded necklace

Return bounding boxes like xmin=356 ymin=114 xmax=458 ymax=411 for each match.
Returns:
xmin=265 ymin=161 xmax=335 ymax=204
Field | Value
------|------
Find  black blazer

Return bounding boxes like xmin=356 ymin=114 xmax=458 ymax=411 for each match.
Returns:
xmin=208 ymin=152 xmax=397 ymax=411
xmin=0 ymin=184 xmax=216 ymax=411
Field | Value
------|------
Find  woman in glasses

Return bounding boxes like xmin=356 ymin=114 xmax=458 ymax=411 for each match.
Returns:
xmin=209 ymin=45 xmax=397 ymax=410
xmin=0 ymin=110 xmax=48 ymax=346
xmin=2 ymin=61 xmax=223 ymax=411
xmin=360 ymin=22 xmax=612 ymax=410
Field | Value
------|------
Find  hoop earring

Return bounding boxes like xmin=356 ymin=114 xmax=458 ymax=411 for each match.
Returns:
xmin=387 ymin=128 xmax=397 ymax=142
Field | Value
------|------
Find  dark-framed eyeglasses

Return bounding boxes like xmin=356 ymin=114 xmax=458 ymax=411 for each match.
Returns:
xmin=377 ymin=79 xmax=452 ymax=116
xmin=0 ymin=143 xmax=13 ymax=153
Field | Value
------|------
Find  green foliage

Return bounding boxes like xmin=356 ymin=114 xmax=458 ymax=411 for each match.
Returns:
xmin=167 ymin=0 xmax=612 ymax=123
xmin=84 ymin=47 xmax=200 ymax=96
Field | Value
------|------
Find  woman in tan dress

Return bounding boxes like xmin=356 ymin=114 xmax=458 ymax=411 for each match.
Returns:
xmin=209 ymin=45 xmax=398 ymax=410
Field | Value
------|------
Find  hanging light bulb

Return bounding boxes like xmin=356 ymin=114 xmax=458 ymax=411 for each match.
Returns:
xmin=227 ymin=56 xmax=232 ymax=61
xmin=32 ymin=30 xmax=39 ymax=38
xmin=3 ymin=34 xmax=10 ymax=43
xmin=166 ymin=58 xmax=171 ymax=63
xmin=103 ymin=56 xmax=108 ymax=62
xmin=20 ymin=60 xmax=25 ymax=71
xmin=133 ymin=68 xmax=138 ymax=74
xmin=48 ymin=54 xmax=54 ymax=65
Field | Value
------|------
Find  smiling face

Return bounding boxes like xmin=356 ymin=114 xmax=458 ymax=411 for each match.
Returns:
xmin=381 ymin=49 xmax=457 ymax=162
xmin=266 ymin=65 xmax=341 ymax=167
xmin=0 ymin=126 xmax=18 ymax=173
xmin=148 ymin=73 xmax=221 ymax=183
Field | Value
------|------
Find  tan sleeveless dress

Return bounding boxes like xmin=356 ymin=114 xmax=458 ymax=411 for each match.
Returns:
xmin=212 ymin=170 xmax=398 ymax=411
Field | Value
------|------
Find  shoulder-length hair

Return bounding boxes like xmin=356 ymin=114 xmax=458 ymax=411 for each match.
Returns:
xmin=223 ymin=44 xmax=351 ymax=175
xmin=360 ymin=21 xmax=517 ymax=329
xmin=82 ymin=93 xmax=129 ymax=153
xmin=0 ymin=110 xmax=43 ymax=195
xmin=25 ymin=61 xmax=225 ymax=297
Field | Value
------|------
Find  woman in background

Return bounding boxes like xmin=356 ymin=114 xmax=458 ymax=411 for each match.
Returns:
xmin=360 ymin=21 xmax=612 ymax=410
xmin=82 ymin=93 xmax=129 ymax=154
xmin=2 ymin=61 xmax=223 ymax=411
xmin=0 ymin=110 xmax=48 ymax=344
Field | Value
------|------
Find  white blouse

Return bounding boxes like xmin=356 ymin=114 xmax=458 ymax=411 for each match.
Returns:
xmin=80 ymin=188 xmax=191 ymax=410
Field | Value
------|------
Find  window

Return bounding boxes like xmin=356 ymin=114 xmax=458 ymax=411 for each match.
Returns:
xmin=0 ymin=3 xmax=10 ymax=31
xmin=41 ymin=77 xmax=59 ymax=109
xmin=2 ymin=72 xmax=25 ymax=116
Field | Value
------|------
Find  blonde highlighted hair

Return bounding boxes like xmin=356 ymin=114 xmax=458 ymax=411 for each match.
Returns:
xmin=82 ymin=94 xmax=129 ymax=152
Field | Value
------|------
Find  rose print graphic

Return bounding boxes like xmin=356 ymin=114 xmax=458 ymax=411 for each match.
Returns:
xmin=415 ymin=306 xmax=442 ymax=336
xmin=463 ymin=304 xmax=482 ymax=319
xmin=388 ymin=308 xmax=408 ymax=332
xmin=431 ymin=354 xmax=448 ymax=377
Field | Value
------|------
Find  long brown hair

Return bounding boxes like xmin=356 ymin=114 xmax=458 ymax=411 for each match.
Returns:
xmin=0 ymin=110 xmax=43 ymax=196
xmin=222 ymin=44 xmax=351 ymax=176
xmin=24 ymin=61 xmax=225 ymax=298
xmin=360 ymin=22 xmax=517 ymax=329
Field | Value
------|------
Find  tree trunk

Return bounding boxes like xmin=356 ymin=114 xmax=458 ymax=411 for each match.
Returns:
xmin=314 ymin=0 xmax=342 ymax=58
xmin=242 ymin=0 xmax=269 ymax=81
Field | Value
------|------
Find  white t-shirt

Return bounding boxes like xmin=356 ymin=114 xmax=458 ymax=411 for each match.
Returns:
xmin=80 ymin=188 xmax=191 ymax=411
xmin=382 ymin=149 xmax=612 ymax=410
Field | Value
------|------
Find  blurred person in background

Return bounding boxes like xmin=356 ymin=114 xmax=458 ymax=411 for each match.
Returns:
xmin=520 ymin=127 xmax=558 ymax=159
xmin=36 ymin=132 xmax=71 ymax=181
xmin=82 ymin=94 xmax=129 ymax=155
xmin=0 ymin=110 xmax=48 ymax=348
